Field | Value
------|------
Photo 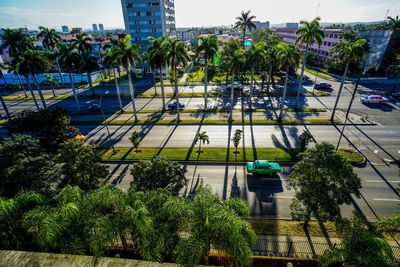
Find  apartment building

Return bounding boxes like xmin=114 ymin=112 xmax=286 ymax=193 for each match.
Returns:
xmin=120 ymin=0 xmax=176 ymax=49
xmin=274 ymin=28 xmax=392 ymax=69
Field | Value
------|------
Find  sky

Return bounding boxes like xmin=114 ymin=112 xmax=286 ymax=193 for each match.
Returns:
xmin=0 ymin=0 xmax=399 ymax=30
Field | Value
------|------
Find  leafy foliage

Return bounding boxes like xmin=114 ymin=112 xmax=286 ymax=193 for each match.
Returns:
xmin=0 ymin=134 xmax=59 ymax=197
xmin=130 ymin=156 xmax=188 ymax=196
xmin=129 ymin=131 xmax=141 ymax=151
xmin=58 ymin=140 xmax=109 ymax=191
xmin=287 ymin=142 xmax=361 ymax=223
xmin=299 ymin=130 xmax=314 ymax=152
xmin=175 ymin=185 xmax=257 ymax=266
xmin=232 ymin=129 xmax=243 ymax=152
xmin=6 ymin=108 xmax=79 ymax=152
xmin=318 ymin=212 xmax=396 ymax=267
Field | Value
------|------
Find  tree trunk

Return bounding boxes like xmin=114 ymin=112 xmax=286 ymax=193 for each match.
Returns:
xmin=25 ymin=75 xmax=40 ymax=111
xmin=279 ymin=66 xmax=289 ymax=121
xmin=17 ymin=74 xmax=28 ymax=97
xmin=204 ymin=59 xmax=208 ymax=110
xmin=128 ymin=69 xmax=138 ymax=122
xmin=159 ymin=68 xmax=166 ymax=111
xmin=0 ymin=95 xmax=11 ymax=120
xmin=331 ymin=61 xmax=350 ymax=121
xmin=50 ymin=84 xmax=56 ymax=97
xmin=152 ymin=70 xmax=157 ymax=95
xmin=55 ymin=57 xmax=65 ymax=88
xmin=113 ymin=67 xmax=123 ymax=112
xmin=250 ymin=62 xmax=255 ymax=111
xmin=296 ymin=46 xmax=308 ymax=109
xmin=69 ymin=73 xmax=81 ymax=113
xmin=174 ymin=65 xmax=181 ymax=122
xmin=87 ymin=72 xmax=95 ymax=96
xmin=32 ymin=74 xmax=47 ymax=109
xmin=0 ymin=68 xmax=8 ymax=88
xmin=229 ymin=71 xmax=235 ymax=122
xmin=267 ymin=65 xmax=273 ymax=93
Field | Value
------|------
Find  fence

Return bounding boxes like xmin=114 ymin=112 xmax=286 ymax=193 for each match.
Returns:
xmin=253 ymin=236 xmax=400 ymax=260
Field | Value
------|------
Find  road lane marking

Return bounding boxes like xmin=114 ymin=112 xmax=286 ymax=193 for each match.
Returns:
xmin=372 ymin=198 xmax=400 ymax=202
xmin=366 ymin=180 xmax=400 ymax=183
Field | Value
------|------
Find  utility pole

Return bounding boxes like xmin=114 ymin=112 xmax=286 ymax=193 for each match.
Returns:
xmin=336 ymin=62 xmax=366 ymax=151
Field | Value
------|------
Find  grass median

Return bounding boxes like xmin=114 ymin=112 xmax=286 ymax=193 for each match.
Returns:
xmin=73 ymin=118 xmax=340 ymax=126
xmin=101 ymin=146 xmax=363 ymax=164
xmin=101 ymin=147 xmax=298 ymax=162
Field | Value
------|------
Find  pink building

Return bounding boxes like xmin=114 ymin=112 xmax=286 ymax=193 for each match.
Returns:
xmin=274 ymin=28 xmax=392 ymax=70
xmin=274 ymin=28 xmax=345 ymax=60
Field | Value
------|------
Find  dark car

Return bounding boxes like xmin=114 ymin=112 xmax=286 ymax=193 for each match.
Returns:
xmin=314 ymin=83 xmax=332 ymax=89
xmin=168 ymin=102 xmax=185 ymax=110
xmin=392 ymin=92 xmax=400 ymax=99
xmin=88 ymin=103 xmax=101 ymax=112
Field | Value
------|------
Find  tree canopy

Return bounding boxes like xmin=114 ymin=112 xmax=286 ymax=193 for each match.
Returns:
xmin=287 ymin=142 xmax=362 ymax=223
xmin=130 ymin=156 xmax=188 ymax=196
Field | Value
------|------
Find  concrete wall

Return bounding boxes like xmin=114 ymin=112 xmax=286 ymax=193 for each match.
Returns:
xmin=0 ymin=250 xmax=178 ymax=267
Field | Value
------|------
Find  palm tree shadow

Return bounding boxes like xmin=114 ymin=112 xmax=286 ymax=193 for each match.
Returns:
xmin=230 ymin=164 xmax=241 ymax=198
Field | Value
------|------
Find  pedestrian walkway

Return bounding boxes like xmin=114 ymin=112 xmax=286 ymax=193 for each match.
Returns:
xmin=254 ymin=235 xmax=400 ymax=259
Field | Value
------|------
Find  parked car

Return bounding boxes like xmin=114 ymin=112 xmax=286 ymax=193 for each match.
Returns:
xmin=168 ymin=102 xmax=185 ymax=110
xmin=360 ymin=95 xmax=390 ymax=104
xmin=247 ymin=160 xmax=281 ymax=175
xmin=314 ymin=83 xmax=332 ymax=89
xmin=392 ymin=92 xmax=400 ymax=99
xmin=226 ymin=82 xmax=243 ymax=90
xmin=88 ymin=103 xmax=101 ymax=112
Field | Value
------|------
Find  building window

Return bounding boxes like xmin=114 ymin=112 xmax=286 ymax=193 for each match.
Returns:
xmin=126 ymin=3 xmax=133 ymax=8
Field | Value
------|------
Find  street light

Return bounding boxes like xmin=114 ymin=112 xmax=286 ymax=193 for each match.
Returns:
xmin=99 ymin=91 xmax=116 ymax=154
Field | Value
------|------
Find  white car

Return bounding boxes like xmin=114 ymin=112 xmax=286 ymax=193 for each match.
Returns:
xmin=360 ymin=95 xmax=390 ymax=104
xmin=226 ymin=82 xmax=243 ymax=90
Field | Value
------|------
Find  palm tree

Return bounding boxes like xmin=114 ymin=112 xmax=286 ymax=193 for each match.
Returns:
xmin=58 ymin=43 xmax=81 ymax=112
xmin=195 ymin=131 xmax=210 ymax=153
xmin=79 ymin=51 xmax=98 ymax=96
xmin=175 ymin=185 xmax=256 ymax=266
xmin=14 ymin=50 xmax=49 ymax=110
xmin=43 ymin=74 xmax=59 ymax=97
xmin=2 ymin=59 xmax=28 ymax=97
xmin=165 ymin=37 xmax=189 ymax=122
xmin=114 ymin=36 xmax=142 ymax=122
xmin=147 ymin=36 xmax=168 ymax=111
xmin=70 ymin=33 xmax=92 ymax=55
xmin=295 ymin=17 xmax=325 ymax=109
xmin=387 ymin=15 xmax=400 ymax=31
xmin=38 ymin=26 xmax=65 ymax=88
xmin=264 ymin=46 xmax=276 ymax=93
xmin=0 ymin=28 xmax=33 ymax=58
xmin=234 ymin=11 xmax=257 ymax=48
xmin=0 ymin=191 xmax=43 ymax=250
xmin=275 ymin=43 xmax=301 ymax=121
xmin=196 ymin=35 xmax=219 ymax=110
xmin=246 ymin=41 xmax=266 ymax=110
xmin=330 ymin=38 xmax=368 ymax=121
xmin=103 ymin=49 xmax=124 ymax=112
xmin=226 ymin=49 xmax=246 ymax=122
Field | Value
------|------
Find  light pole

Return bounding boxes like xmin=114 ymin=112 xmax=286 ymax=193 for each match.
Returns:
xmin=336 ymin=62 xmax=365 ymax=151
xmin=99 ymin=91 xmax=116 ymax=154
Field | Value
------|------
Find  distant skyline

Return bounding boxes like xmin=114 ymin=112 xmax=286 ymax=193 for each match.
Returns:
xmin=0 ymin=0 xmax=399 ymax=30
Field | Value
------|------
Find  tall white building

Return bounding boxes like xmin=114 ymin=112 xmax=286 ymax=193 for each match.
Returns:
xmin=120 ymin=0 xmax=176 ymax=49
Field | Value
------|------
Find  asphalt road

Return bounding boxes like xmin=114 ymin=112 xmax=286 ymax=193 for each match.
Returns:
xmin=106 ymin=162 xmax=400 ymax=220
